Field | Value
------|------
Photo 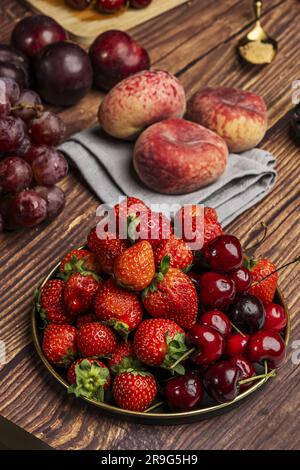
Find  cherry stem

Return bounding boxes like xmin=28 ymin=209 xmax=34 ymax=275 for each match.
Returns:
xmin=230 ymin=322 xmax=246 ymax=337
xmin=251 ymin=256 xmax=300 ymax=287
xmin=144 ymin=401 xmax=164 ymax=413
xmin=239 ymin=369 xmax=276 ymax=386
xmin=169 ymin=347 xmax=196 ymax=370
xmin=246 ymin=222 xmax=268 ymax=252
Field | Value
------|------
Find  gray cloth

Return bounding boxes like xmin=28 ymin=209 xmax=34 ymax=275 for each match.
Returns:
xmin=59 ymin=126 xmax=276 ymax=227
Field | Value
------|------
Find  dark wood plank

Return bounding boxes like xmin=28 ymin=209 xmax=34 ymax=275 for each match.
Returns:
xmin=0 ymin=0 xmax=300 ymax=451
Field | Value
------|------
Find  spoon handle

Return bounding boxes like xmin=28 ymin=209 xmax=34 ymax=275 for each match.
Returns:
xmin=253 ymin=0 xmax=262 ymax=21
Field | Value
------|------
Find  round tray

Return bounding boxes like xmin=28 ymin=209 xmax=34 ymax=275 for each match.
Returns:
xmin=32 ymin=254 xmax=290 ymax=424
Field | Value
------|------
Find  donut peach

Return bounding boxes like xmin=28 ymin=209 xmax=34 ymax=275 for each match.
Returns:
xmin=186 ymin=87 xmax=268 ymax=153
xmin=98 ymin=70 xmax=186 ymax=140
xmin=133 ymin=118 xmax=228 ymax=195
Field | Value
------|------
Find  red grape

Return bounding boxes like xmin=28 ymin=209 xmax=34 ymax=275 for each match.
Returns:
xmin=0 ymin=44 xmax=29 ymax=70
xmin=35 ymin=185 xmax=66 ymax=219
xmin=11 ymin=190 xmax=48 ymax=228
xmin=11 ymin=134 xmax=31 ymax=157
xmin=130 ymin=0 xmax=152 ymax=8
xmin=0 ymin=156 xmax=32 ymax=192
xmin=0 ymin=116 xmax=25 ymax=152
xmin=29 ymin=111 xmax=66 ymax=146
xmin=96 ymin=0 xmax=126 ymax=11
xmin=12 ymin=89 xmax=42 ymax=123
xmin=11 ymin=15 xmax=68 ymax=59
xmin=23 ymin=144 xmax=48 ymax=165
xmin=0 ymin=61 xmax=29 ymax=88
xmin=0 ymin=77 xmax=21 ymax=105
xmin=31 ymin=148 xmax=68 ymax=185
xmin=65 ymin=0 xmax=92 ymax=9
xmin=0 ymin=81 xmax=11 ymax=117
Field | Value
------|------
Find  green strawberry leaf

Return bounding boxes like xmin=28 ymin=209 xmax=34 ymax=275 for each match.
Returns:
xmin=127 ymin=214 xmax=140 ymax=244
xmin=159 ymin=255 xmax=171 ymax=276
xmin=244 ymin=257 xmax=258 ymax=270
xmin=68 ymin=360 xmax=108 ymax=401
xmin=163 ymin=332 xmax=188 ymax=373
xmin=106 ymin=319 xmax=130 ymax=340
xmin=142 ymin=255 xmax=171 ymax=298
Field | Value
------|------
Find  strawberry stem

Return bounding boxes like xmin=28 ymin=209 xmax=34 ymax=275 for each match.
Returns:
xmin=144 ymin=401 xmax=164 ymax=413
xmin=169 ymin=347 xmax=196 ymax=370
xmin=251 ymin=256 xmax=300 ymax=287
xmin=230 ymin=322 xmax=246 ymax=337
xmin=239 ymin=369 xmax=276 ymax=386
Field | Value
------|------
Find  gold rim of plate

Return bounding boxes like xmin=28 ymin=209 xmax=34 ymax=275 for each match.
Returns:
xmin=32 ymin=249 xmax=290 ymax=422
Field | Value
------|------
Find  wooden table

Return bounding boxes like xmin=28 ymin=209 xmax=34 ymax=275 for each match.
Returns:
xmin=0 ymin=0 xmax=299 ymax=451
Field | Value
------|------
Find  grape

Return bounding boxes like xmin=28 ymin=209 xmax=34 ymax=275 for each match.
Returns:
xmin=31 ymin=148 xmax=68 ymax=185
xmin=0 ymin=61 xmax=29 ymax=88
xmin=11 ymin=15 xmax=68 ymax=59
xmin=23 ymin=144 xmax=48 ymax=165
xmin=0 ymin=156 xmax=32 ymax=192
xmin=0 ymin=116 xmax=25 ymax=153
xmin=65 ymin=0 xmax=92 ymax=9
xmin=0 ymin=80 xmax=11 ymax=117
xmin=35 ymin=185 xmax=66 ymax=219
xmin=0 ymin=77 xmax=21 ymax=105
xmin=0 ymin=44 xmax=29 ymax=70
xmin=12 ymin=89 xmax=42 ymax=123
xmin=11 ymin=190 xmax=48 ymax=228
xmin=29 ymin=111 xmax=66 ymax=146
xmin=96 ymin=0 xmax=126 ymax=12
xmin=11 ymin=134 xmax=31 ymax=157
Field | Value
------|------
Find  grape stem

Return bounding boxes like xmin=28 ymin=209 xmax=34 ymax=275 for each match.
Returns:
xmin=11 ymin=103 xmax=44 ymax=115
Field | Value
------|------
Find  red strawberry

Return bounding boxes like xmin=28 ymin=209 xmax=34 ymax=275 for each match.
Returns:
xmin=107 ymin=341 xmax=142 ymax=375
xmin=113 ymin=371 xmax=157 ymax=411
xmin=77 ymin=322 xmax=117 ymax=357
xmin=67 ymin=358 xmax=110 ymax=401
xmin=63 ymin=272 xmax=101 ymax=316
xmin=87 ymin=227 xmax=129 ymax=274
xmin=153 ymin=234 xmax=193 ymax=271
xmin=127 ymin=210 xmax=173 ymax=247
xmin=133 ymin=318 xmax=187 ymax=373
xmin=94 ymin=278 xmax=143 ymax=336
xmin=38 ymin=279 xmax=71 ymax=325
xmin=42 ymin=324 xmax=77 ymax=367
xmin=114 ymin=240 xmax=155 ymax=291
xmin=142 ymin=257 xmax=198 ymax=331
xmin=114 ymin=197 xmax=149 ymax=230
xmin=59 ymin=249 xmax=102 ymax=279
xmin=76 ymin=312 xmax=98 ymax=328
xmin=246 ymin=257 xmax=278 ymax=303
xmin=175 ymin=205 xmax=222 ymax=250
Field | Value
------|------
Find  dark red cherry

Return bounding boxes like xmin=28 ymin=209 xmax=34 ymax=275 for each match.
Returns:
xmin=199 ymin=272 xmax=236 ymax=311
xmin=164 ymin=372 xmax=204 ymax=411
xmin=199 ymin=310 xmax=231 ymax=337
xmin=186 ymin=324 xmax=225 ymax=367
xmin=228 ymin=293 xmax=265 ymax=334
xmin=203 ymin=235 xmax=243 ymax=272
xmin=225 ymin=333 xmax=250 ymax=357
xmin=230 ymin=355 xmax=255 ymax=391
xmin=229 ymin=266 xmax=252 ymax=293
xmin=247 ymin=330 xmax=286 ymax=368
xmin=263 ymin=302 xmax=287 ymax=333
xmin=96 ymin=0 xmax=126 ymax=12
xmin=187 ymin=272 xmax=202 ymax=292
xmin=204 ymin=361 xmax=241 ymax=403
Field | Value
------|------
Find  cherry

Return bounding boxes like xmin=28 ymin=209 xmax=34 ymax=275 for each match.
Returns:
xmin=264 ymin=302 xmax=287 ymax=333
xmin=247 ymin=330 xmax=286 ymax=368
xmin=225 ymin=333 xmax=250 ymax=357
xmin=229 ymin=266 xmax=252 ymax=293
xmin=96 ymin=0 xmax=126 ymax=12
xmin=203 ymin=235 xmax=243 ymax=272
xmin=187 ymin=271 xmax=202 ymax=293
xmin=186 ymin=324 xmax=225 ymax=367
xmin=199 ymin=310 xmax=231 ymax=337
xmin=230 ymin=355 xmax=255 ymax=391
xmin=164 ymin=372 xmax=204 ymax=411
xmin=130 ymin=0 xmax=152 ymax=8
xmin=199 ymin=272 xmax=236 ymax=311
xmin=204 ymin=361 xmax=242 ymax=403
xmin=228 ymin=293 xmax=265 ymax=334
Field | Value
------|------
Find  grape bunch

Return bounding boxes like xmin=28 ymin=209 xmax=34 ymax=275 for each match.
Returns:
xmin=0 ymin=77 xmax=68 ymax=231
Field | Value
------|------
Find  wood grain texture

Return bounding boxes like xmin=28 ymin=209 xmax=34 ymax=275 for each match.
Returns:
xmin=0 ymin=0 xmax=300 ymax=450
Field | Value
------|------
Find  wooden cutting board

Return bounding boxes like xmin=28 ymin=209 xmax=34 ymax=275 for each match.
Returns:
xmin=24 ymin=0 xmax=190 ymax=43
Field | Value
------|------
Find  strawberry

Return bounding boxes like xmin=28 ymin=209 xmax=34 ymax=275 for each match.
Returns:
xmin=59 ymin=249 xmax=102 ymax=280
xmin=175 ymin=205 xmax=222 ymax=250
xmin=76 ymin=312 xmax=98 ymax=328
xmin=127 ymin=210 xmax=173 ymax=247
xmin=94 ymin=278 xmax=143 ymax=336
xmin=77 ymin=322 xmax=117 ymax=357
xmin=245 ymin=257 xmax=278 ymax=303
xmin=133 ymin=318 xmax=188 ymax=374
xmin=67 ymin=358 xmax=110 ymax=401
xmin=37 ymin=279 xmax=71 ymax=325
xmin=42 ymin=324 xmax=77 ymax=367
xmin=114 ymin=240 xmax=155 ymax=291
xmin=142 ymin=257 xmax=198 ymax=331
xmin=114 ymin=196 xmax=149 ymax=230
xmin=87 ymin=227 xmax=129 ymax=274
xmin=107 ymin=341 xmax=142 ymax=375
xmin=112 ymin=370 xmax=157 ymax=411
xmin=63 ymin=272 xmax=101 ymax=316
xmin=153 ymin=234 xmax=193 ymax=271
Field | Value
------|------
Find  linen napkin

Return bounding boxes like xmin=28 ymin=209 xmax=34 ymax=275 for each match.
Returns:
xmin=59 ymin=126 xmax=276 ymax=227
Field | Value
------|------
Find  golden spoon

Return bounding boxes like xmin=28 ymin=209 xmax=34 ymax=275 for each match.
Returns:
xmin=238 ymin=0 xmax=277 ymax=65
